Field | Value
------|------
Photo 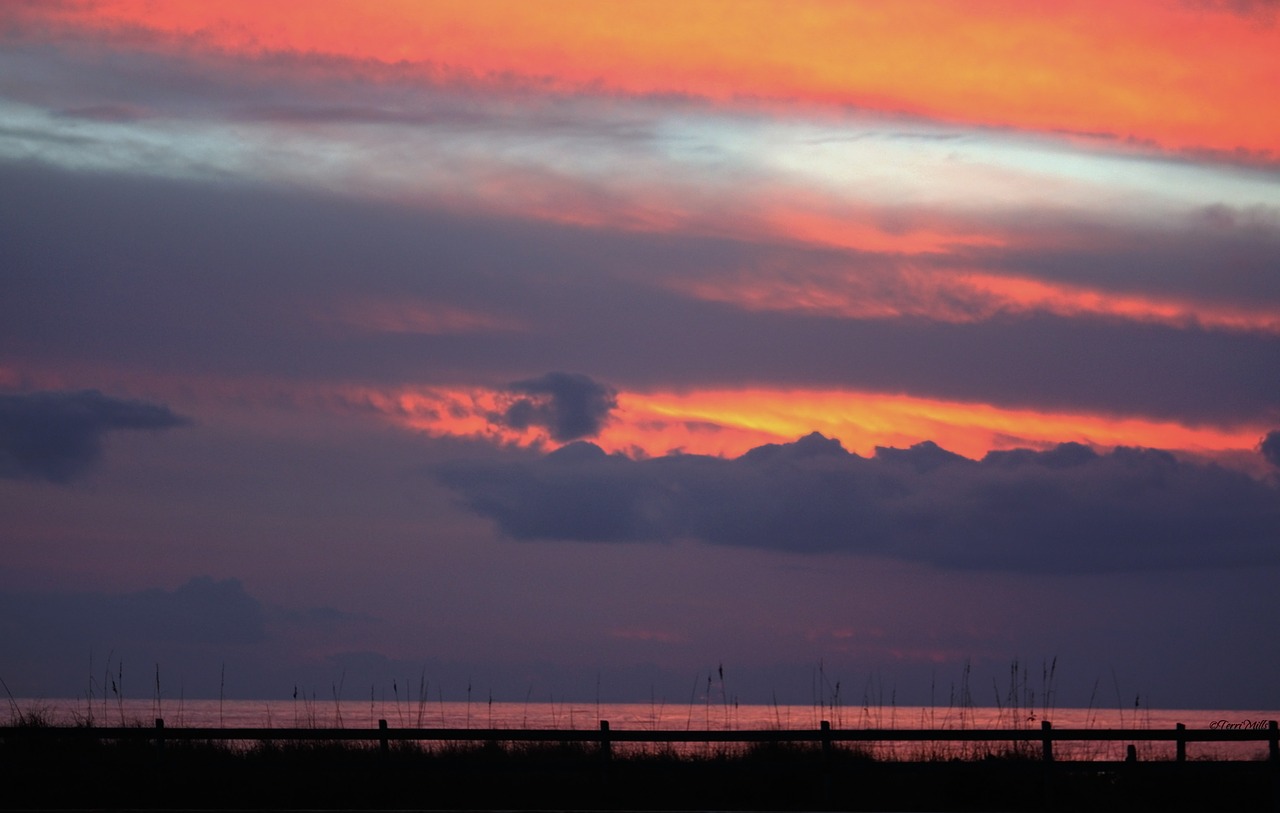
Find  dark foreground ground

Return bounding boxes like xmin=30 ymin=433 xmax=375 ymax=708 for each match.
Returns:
xmin=2 ymin=735 xmax=1277 ymax=811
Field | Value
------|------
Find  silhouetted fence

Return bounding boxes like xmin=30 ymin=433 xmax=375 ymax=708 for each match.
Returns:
xmin=6 ymin=718 xmax=1278 ymax=762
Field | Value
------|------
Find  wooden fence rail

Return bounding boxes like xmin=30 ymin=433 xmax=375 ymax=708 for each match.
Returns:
xmin=5 ymin=718 xmax=1278 ymax=763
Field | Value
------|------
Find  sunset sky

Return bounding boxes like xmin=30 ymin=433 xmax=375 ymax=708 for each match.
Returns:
xmin=2 ymin=1 xmax=1278 ymax=710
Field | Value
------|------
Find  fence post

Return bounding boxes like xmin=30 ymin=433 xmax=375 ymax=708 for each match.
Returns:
xmin=1270 ymin=721 xmax=1279 ymax=813
xmin=1176 ymin=723 xmax=1185 ymax=763
xmin=1040 ymin=720 xmax=1054 ymax=812
xmin=154 ymin=717 xmax=165 ymax=754
xmin=599 ymin=720 xmax=611 ymax=761
xmin=379 ymin=719 xmax=388 ymax=756
xmin=820 ymin=720 xmax=833 ymax=808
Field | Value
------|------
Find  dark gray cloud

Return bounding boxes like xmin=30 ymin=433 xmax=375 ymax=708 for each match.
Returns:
xmin=495 ymin=372 xmax=617 ymax=442
xmin=0 ymin=389 xmax=189 ymax=483
xmin=439 ymin=433 xmax=1280 ymax=573
xmin=113 ymin=576 xmax=268 ymax=646
xmin=1261 ymin=430 xmax=1280 ymax=468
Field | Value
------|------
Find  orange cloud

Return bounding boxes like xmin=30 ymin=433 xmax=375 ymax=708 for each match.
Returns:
xmin=958 ymin=272 xmax=1280 ymax=335
xmin=673 ymin=265 xmax=1280 ymax=336
xmin=612 ymin=388 xmax=1265 ymax=461
xmin=475 ymin=177 xmax=1008 ymax=258
xmin=354 ymin=383 xmax=1267 ymax=464
xmin=753 ymin=207 xmax=1007 ymax=256
xmin=27 ymin=0 xmax=1280 ymax=158
xmin=353 ymin=387 xmax=530 ymax=446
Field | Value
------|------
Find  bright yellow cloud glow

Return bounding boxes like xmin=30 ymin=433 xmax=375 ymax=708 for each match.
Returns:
xmin=353 ymin=383 xmax=1267 ymax=463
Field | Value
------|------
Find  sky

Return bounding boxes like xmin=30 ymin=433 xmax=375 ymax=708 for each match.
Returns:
xmin=2 ymin=1 xmax=1279 ymax=712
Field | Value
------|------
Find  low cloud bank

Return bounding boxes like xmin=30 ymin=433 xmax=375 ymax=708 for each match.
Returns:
xmin=440 ymin=432 xmax=1280 ymax=573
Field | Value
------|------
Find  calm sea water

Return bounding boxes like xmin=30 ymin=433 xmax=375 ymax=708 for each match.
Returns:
xmin=10 ymin=697 xmax=1277 ymax=761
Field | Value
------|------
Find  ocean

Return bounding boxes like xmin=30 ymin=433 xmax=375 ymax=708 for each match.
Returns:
xmin=10 ymin=697 xmax=1277 ymax=761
